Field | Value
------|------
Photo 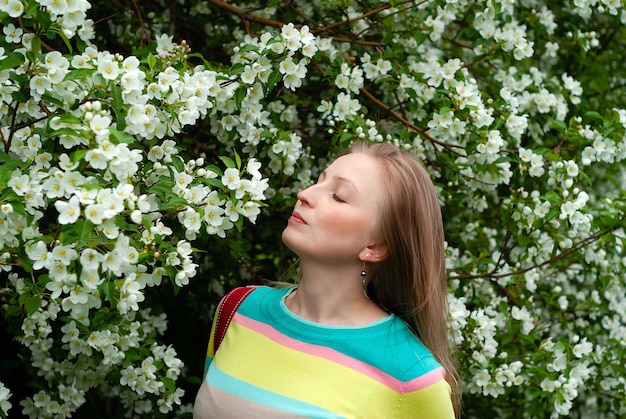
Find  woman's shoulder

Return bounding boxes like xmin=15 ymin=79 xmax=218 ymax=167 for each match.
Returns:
xmin=244 ymin=284 xmax=291 ymax=300
xmin=384 ymin=317 xmax=444 ymax=376
xmin=236 ymin=284 xmax=291 ymax=312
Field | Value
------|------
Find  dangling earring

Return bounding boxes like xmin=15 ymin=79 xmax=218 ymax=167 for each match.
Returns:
xmin=361 ymin=260 xmax=367 ymax=296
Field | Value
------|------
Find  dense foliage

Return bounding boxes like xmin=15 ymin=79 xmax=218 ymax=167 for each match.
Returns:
xmin=1 ymin=0 xmax=625 ymax=418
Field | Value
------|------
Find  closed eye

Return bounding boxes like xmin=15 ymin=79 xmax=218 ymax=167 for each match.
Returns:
xmin=332 ymin=194 xmax=346 ymax=203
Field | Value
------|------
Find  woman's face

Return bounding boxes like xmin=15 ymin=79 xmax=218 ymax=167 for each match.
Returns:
xmin=282 ymin=152 xmax=385 ymax=263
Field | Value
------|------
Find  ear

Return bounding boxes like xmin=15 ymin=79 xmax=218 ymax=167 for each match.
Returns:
xmin=359 ymin=242 xmax=388 ymax=263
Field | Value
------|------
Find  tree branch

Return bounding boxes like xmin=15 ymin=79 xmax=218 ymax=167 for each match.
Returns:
xmin=206 ymin=0 xmax=385 ymax=46
xmin=359 ymin=87 xmax=465 ymax=153
xmin=206 ymin=0 xmax=285 ymax=29
xmin=130 ymin=0 xmax=150 ymax=47
xmin=316 ymin=2 xmax=395 ymax=33
xmin=449 ymin=221 xmax=623 ymax=281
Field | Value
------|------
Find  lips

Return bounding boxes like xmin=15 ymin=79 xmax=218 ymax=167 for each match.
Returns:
xmin=290 ymin=211 xmax=307 ymax=224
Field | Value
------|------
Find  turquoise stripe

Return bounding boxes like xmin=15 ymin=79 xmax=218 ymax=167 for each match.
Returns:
xmin=208 ymin=363 xmax=343 ymax=418
xmin=237 ymin=287 xmax=441 ymax=380
xmin=203 ymin=356 xmax=212 ymax=377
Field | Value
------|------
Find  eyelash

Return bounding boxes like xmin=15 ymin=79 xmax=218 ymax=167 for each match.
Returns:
xmin=315 ymin=176 xmax=345 ymax=203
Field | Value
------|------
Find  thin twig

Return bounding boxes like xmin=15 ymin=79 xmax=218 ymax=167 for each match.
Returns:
xmin=315 ymin=3 xmax=395 ymax=33
xmin=360 ymin=87 xmax=465 ymax=153
xmin=206 ymin=0 xmax=284 ymax=29
xmin=206 ymin=0 xmax=385 ymax=46
xmin=450 ymin=222 xmax=622 ymax=281
xmin=130 ymin=0 xmax=150 ymax=47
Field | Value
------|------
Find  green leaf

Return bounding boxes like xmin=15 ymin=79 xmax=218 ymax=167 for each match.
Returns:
xmin=71 ymin=149 xmax=88 ymax=163
xmin=584 ymin=111 xmax=604 ymax=122
xmin=25 ymin=1 xmax=39 ymax=17
xmin=123 ymin=349 xmax=143 ymax=363
xmin=53 ymin=114 xmax=83 ymax=125
xmin=493 ymin=1 xmax=502 ymax=14
xmin=11 ymin=90 xmax=28 ymax=103
xmin=541 ymin=191 xmax=560 ymax=203
xmin=230 ymin=63 xmax=244 ymax=74
xmin=161 ymin=376 xmax=176 ymax=392
xmin=205 ymin=178 xmax=224 ymax=188
xmin=267 ymin=70 xmax=281 ymax=92
xmin=160 ymin=195 xmax=188 ymax=211
xmin=414 ymin=31 xmax=428 ymax=47
xmin=339 ymin=132 xmax=352 ymax=146
xmin=3 ymin=304 xmax=21 ymax=319
xmin=57 ymin=27 xmax=73 ymax=54
xmin=14 ymin=246 xmax=33 ymax=273
xmin=36 ymin=8 xmax=52 ymax=30
xmin=7 ymin=200 xmax=26 ymax=217
xmin=93 ymin=89 xmax=108 ymax=99
xmin=41 ymin=92 xmax=65 ymax=108
xmin=0 ymin=150 xmax=12 ymax=164
xmin=75 ymin=219 xmax=94 ymax=246
xmin=234 ymin=214 xmax=244 ymax=232
xmin=113 ymin=215 xmax=138 ymax=233
xmin=109 ymin=128 xmax=135 ymax=144
xmin=219 ymin=156 xmax=236 ymax=169
xmin=579 ymin=170 xmax=592 ymax=186
xmin=234 ymin=86 xmax=246 ymax=109
xmin=63 ymin=68 xmax=96 ymax=82
xmin=111 ymin=84 xmax=125 ymax=130
xmin=0 ymin=160 xmax=27 ymax=188
xmin=24 ymin=295 xmax=42 ymax=316
xmin=47 ymin=127 xmax=84 ymax=139
xmin=100 ymin=281 xmax=116 ymax=302
xmin=37 ymin=274 xmax=51 ymax=287
xmin=204 ymin=164 xmax=223 ymax=177
xmin=31 ymin=35 xmax=41 ymax=56
xmin=237 ymin=44 xmax=260 ymax=54
xmin=171 ymin=154 xmax=185 ymax=173
xmin=548 ymin=119 xmax=567 ymax=131
xmin=186 ymin=376 xmax=202 ymax=385
xmin=0 ymin=52 xmax=26 ymax=70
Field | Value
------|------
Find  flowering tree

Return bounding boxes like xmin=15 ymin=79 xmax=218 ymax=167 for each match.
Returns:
xmin=1 ymin=0 xmax=625 ymax=418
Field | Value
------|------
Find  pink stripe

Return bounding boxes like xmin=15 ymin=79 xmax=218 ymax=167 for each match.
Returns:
xmin=232 ymin=313 xmax=445 ymax=394
xmin=402 ymin=367 xmax=446 ymax=392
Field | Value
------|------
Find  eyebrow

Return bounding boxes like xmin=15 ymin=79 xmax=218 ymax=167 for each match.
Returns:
xmin=319 ymin=170 xmax=358 ymax=192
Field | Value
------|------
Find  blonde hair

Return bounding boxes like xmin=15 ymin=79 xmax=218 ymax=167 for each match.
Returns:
xmin=344 ymin=141 xmax=461 ymax=416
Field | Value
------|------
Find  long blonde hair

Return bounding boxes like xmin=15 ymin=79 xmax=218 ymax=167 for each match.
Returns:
xmin=343 ymin=141 xmax=461 ymax=416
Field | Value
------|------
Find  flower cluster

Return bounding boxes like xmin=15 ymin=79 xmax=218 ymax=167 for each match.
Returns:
xmin=0 ymin=2 xmax=280 ymax=417
xmin=0 ymin=381 xmax=11 ymax=418
xmin=206 ymin=23 xmax=329 ymax=176
xmin=0 ymin=0 xmax=93 ymax=40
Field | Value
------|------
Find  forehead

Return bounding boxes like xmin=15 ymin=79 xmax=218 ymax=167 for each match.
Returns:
xmin=326 ymin=153 xmax=384 ymax=196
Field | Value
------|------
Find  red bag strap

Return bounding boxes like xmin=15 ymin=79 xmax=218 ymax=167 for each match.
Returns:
xmin=213 ymin=286 xmax=257 ymax=353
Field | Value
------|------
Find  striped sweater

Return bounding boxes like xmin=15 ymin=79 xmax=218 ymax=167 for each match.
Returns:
xmin=193 ymin=286 xmax=454 ymax=418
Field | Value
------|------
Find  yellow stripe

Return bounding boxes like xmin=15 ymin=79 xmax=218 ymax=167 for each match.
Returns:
xmin=214 ymin=323 xmax=444 ymax=416
xmin=207 ymin=314 xmax=217 ymax=358
xmin=203 ymin=311 xmax=219 ymax=377
xmin=396 ymin=381 xmax=455 ymax=418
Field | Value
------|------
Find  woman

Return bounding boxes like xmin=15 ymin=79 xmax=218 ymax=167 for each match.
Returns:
xmin=194 ymin=141 xmax=461 ymax=418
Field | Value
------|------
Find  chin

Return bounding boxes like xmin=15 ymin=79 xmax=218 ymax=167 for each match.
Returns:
xmin=281 ymin=228 xmax=301 ymax=256
xmin=280 ymin=227 xmax=293 ymax=248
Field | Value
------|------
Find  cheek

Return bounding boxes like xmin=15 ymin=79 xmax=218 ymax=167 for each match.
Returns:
xmin=321 ymin=209 xmax=373 ymax=240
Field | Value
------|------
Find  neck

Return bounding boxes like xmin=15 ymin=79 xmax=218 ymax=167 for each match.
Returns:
xmin=285 ymin=261 xmax=387 ymax=326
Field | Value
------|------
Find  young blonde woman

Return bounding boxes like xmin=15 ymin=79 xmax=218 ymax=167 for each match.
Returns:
xmin=194 ymin=141 xmax=461 ymax=418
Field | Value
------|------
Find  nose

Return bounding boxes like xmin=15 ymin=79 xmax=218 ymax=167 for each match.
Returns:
xmin=296 ymin=184 xmax=315 ymax=207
